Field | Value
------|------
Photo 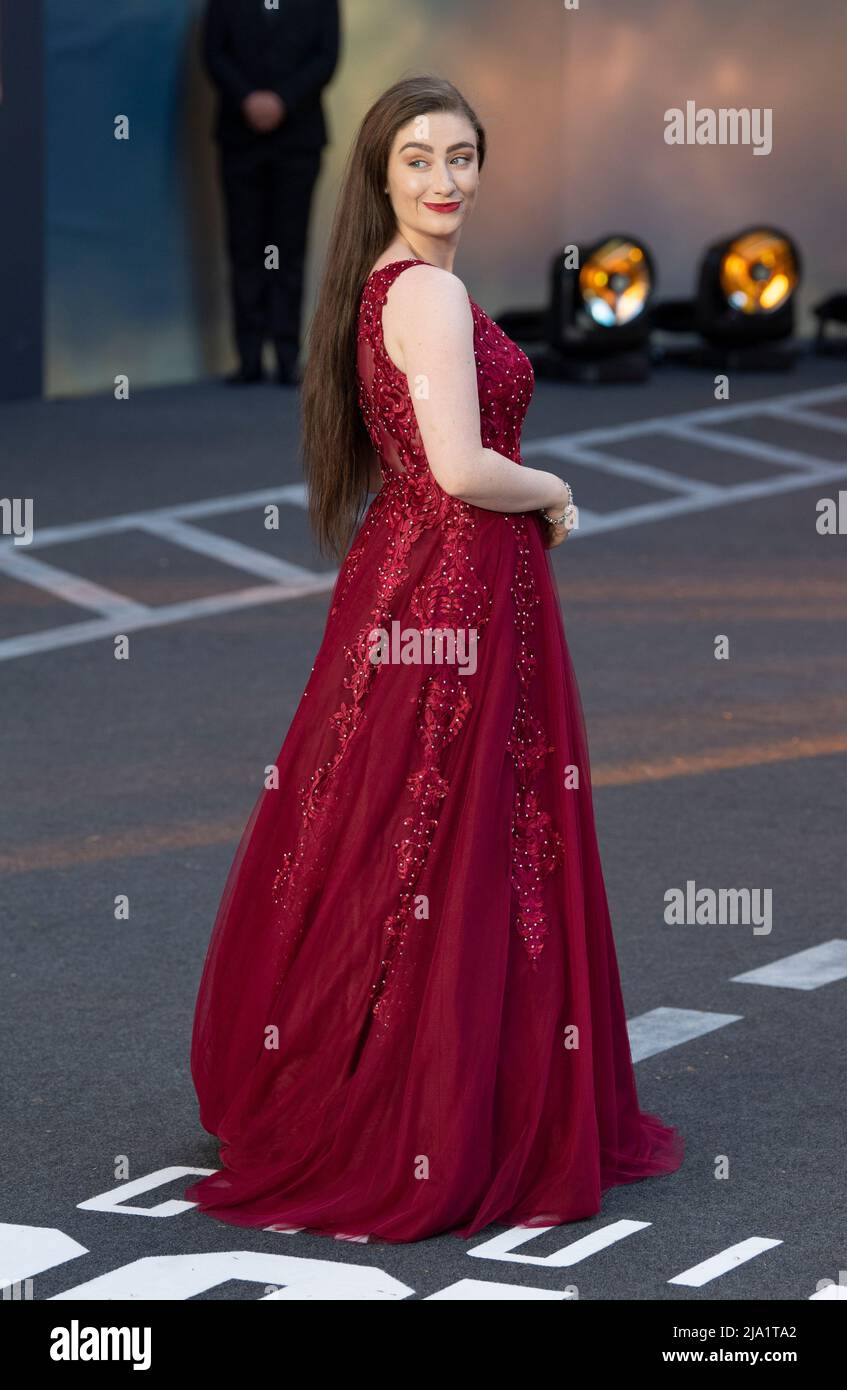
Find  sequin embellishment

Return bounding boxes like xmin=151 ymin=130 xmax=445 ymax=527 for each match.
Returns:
xmin=368 ymin=495 xmax=492 ymax=1028
xmin=506 ymin=517 xmax=565 ymax=964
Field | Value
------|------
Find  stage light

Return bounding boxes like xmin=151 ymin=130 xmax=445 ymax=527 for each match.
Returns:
xmin=534 ymin=235 xmax=656 ymax=382
xmin=652 ymin=225 xmax=802 ymax=369
xmin=579 ymin=238 xmax=653 ymax=328
xmin=719 ymin=229 xmax=798 ymax=314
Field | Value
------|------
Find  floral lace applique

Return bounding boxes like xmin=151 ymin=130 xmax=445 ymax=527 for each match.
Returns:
xmin=367 ymin=671 xmax=472 ymax=1031
xmin=270 ymin=475 xmax=450 ymax=914
xmin=367 ymin=499 xmax=492 ymax=1029
xmin=506 ymin=516 xmax=565 ymax=964
xmin=271 ymin=264 xmax=475 ymax=917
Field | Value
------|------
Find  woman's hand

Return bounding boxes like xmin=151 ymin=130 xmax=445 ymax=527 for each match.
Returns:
xmin=541 ymin=514 xmax=570 ymax=548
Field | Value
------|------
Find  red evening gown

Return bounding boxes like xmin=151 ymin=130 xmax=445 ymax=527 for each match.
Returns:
xmin=185 ymin=258 xmax=684 ymax=1242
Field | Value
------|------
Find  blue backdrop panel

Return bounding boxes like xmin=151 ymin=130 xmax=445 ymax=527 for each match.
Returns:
xmin=44 ymin=0 xmax=200 ymax=394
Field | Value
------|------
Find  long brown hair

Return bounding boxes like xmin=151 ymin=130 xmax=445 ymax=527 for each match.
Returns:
xmin=300 ymin=74 xmax=486 ymax=560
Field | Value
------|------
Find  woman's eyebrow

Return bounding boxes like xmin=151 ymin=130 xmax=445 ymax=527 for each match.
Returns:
xmin=397 ymin=140 xmax=476 ymax=154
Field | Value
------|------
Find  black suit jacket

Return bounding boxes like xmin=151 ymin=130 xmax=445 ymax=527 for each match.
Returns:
xmin=203 ymin=0 xmax=340 ymax=152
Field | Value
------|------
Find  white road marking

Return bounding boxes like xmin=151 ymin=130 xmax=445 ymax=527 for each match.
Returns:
xmin=136 ymin=515 xmax=318 ymax=584
xmin=809 ymin=1281 xmax=847 ymax=1300
xmin=661 ymin=420 xmax=834 ymax=474
xmin=669 ymin=1237 xmax=783 ymax=1287
xmin=50 ymin=1251 xmax=414 ymax=1300
xmin=0 ymin=551 xmax=149 ymax=619
xmin=730 ymin=939 xmax=847 ymax=990
xmin=0 ymin=576 xmax=337 ymax=662
xmin=628 ymin=1006 xmax=743 ymax=1062
xmin=0 ymin=482 xmax=309 ymax=557
xmin=537 ymin=382 xmax=847 ymax=445
xmin=528 ymin=440 xmax=720 ymax=496
xmin=0 ymin=1224 xmax=88 ymax=1290
xmin=767 ymin=404 xmax=847 ymax=436
xmin=525 ymin=381 xmax=847 ymax=540
xmin=560 ymin=459 xmax=847 ymax=540
xmin=2 ymin=383 xmax=846 ymax=660
xmin=468 ymin=1219 xmax=650 ymax=1266
xmin=425 ymin=1278 xmax=575 ymax=1299
xmin=0 ymin=482 xmax=328 ymax=661
xmin=78 ymin=1167 xmax=218 ymax=1218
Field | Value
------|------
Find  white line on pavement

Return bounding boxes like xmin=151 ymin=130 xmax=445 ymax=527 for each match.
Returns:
xmin=2 ymin=383 xmax=846 ymax=657
xmin=669 ymin=1237 xmax=783 ymax=1287
xmin=524 ymin=440 xmax=721 ymax=496
xmin=425 ymin=1279 xmax=574 ymax=1299
xmin=628 ymin=1007 xmax=744 ymax=1062
xmin=730 ymin=939 xmax=847 ymax=990
xmin=0 ymin=551 xmax=150 ymax=619
xmin=0 ymin=483 xmax=309 ymax=557
xmin=468 ymin=1219 xmax=651 ymax=1266
xmin=767 ymin=405 xmax=847 ymax=436
xmin=136 ymin=515 xmax=319 ymax=585
xmin=660 ymin=421 xmax=835 ymax=474
xmin=0 ymin=575 xmax=338 ymax=663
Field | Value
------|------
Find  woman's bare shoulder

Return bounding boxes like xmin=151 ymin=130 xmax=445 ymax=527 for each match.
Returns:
xmin=384 ymin=263 xmax=471 ymax=331
xmin=379 ymin=262 xmax=472 ymax=373
xmin=390 ymin=261 xmax=467 ymax=297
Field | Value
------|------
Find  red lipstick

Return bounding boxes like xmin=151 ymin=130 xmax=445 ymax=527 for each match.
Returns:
xmin=423 ymin=201 xmax=462 ymax=214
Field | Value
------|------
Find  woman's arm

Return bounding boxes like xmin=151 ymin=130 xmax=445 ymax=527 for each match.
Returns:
xmin=383 ymin=265 xmax=570 ymax=517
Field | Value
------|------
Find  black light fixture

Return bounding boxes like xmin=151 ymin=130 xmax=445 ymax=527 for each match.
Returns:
xmin=652 ymin=225 xmax=802 ymax=369
xmin=495 ymin=235 xmax=656 ymax=383
xmin=545 ymin=235 xmax=656 ymax=381
xmin=812 ymin=293 xmax=847 ymax=356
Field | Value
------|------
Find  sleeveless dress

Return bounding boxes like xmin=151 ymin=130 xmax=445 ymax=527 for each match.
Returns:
xmin=184 ymin=258 xmax=684 ymax=1242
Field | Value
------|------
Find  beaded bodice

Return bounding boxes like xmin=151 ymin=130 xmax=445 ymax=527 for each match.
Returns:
xmin=356 ymin=259 xmax=534 ymax=488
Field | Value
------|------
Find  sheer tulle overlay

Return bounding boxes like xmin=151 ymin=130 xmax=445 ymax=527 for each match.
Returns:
xmin=185 ymin=259 xmax=684 ymax=1242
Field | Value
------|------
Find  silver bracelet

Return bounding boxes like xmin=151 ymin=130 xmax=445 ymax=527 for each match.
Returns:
xmin=540 ymin=483 xmax=573 ymax=527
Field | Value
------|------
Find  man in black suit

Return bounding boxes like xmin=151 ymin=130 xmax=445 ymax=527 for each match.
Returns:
xmin=203 ymin=0 xmax=340 ymax=384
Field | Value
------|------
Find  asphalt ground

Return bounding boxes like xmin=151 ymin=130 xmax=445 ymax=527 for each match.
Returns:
xmin=1 ymin=350 xmax=845 ymax=1302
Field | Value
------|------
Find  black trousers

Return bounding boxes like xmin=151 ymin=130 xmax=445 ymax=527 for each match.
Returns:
xmin=218 ymin=144 xmax=322 ymax=374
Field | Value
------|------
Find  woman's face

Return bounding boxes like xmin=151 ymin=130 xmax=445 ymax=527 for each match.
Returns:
xmin=384 ymin=110 xmax=479 ymax=246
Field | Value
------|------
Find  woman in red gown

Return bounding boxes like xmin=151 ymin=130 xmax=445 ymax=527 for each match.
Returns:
xmin=185 ymin=75 xmax=684 ymax=1242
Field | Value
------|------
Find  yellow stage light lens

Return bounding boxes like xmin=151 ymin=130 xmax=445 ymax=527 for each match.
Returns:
xmin=580 ymin=238 xmax=652 ymax=327
xmin=719 ymin=231 xmax=798 ymax=313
